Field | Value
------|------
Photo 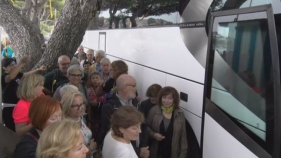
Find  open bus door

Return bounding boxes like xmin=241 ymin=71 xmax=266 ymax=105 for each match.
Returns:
xmin=203 ymin=4 xmax=281 ymax=158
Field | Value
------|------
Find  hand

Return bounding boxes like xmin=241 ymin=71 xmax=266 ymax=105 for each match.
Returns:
xmin=38 ymin=65 xmax=47 ymax=72
xmin=88 ymin=139 xmax=97 ymax=151
xmin=140 ymin=146 xmax=150 ymax=158
xmin=154 ymin=133 xmax=165 ymax=141
xmin=19 ymin=55 xmax=30 ymax=65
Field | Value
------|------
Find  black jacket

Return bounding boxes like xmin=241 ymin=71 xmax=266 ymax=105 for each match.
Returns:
xmin=98 ymin=93 xmax=148 ymax=156
xmin=138 ymin=99 xmax=156 ymax=119
xmin=13 ymin=128 xmax=39 ymax=158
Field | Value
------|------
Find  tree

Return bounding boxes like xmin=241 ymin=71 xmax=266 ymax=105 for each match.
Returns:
xmin=0 ymin=0 xmax=101 ymax=71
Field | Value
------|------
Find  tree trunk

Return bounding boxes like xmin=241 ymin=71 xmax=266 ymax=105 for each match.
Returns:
xmin=0 ymin=0 xmax=44 ymax=71
xmin=34 ymin=0 xmax=99 ymax=71
xmin=0 ymin=0 xmax=100 ymax=71
xmin=130 ymin=16 xmax=137 ymax=27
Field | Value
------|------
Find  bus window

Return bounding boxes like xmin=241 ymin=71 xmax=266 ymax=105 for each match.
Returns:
xmin=88 ymin=0 xmax=180 ymax=30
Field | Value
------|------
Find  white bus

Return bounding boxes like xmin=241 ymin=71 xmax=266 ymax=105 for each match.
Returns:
xmin=82 ymin=0 xmax=281 ymax=157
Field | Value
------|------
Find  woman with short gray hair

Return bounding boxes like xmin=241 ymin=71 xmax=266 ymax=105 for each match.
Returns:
xmin=53 ymin=64 xmax=88 ymax=102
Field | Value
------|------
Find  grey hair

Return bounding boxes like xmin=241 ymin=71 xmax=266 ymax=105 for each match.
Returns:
xmin=87 ymin=49 xmax=94 ymax=55
xmin=59 ymin=85 xmax=79 ymax=98
xmin=100 ymin=57 xmax=111 ymax=64
xmin=70 ymin=57 xmax=79 ymax=65
xmin=67 ymin=64 xmax=84 ymax=78
xmin=95 ymin=50 xmax=106 ymax=58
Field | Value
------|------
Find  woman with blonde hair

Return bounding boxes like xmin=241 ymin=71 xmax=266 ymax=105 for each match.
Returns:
xmin=36 ymin=119 xmax=89 ymax=158
xmin=13 ymin=73 xmax=45 ymax=137
xmin=61 ymin=91 xmax=97 ymax=157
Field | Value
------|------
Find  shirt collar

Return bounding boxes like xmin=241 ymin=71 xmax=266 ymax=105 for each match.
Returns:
xmin=116 ymin=93 xmax=132 ymax=106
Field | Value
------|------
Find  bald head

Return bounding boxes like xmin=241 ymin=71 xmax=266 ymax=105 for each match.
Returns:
xmin=116 ymin=74 xmax=137 ymax=100
xmin=58 ymin=55 xmax=70 ymax=63
xmin=58 ymin=55 xmax=70 ymax=74
xmin=116 ymin=74 xmax=135 ymax=91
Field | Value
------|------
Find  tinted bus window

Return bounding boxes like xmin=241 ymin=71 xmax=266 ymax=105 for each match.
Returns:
xmin=88 ymin=0 xmax=180 ymax=30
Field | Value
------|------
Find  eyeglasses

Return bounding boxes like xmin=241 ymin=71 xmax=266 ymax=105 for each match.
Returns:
xmin=126 ymin=84 xmax=136 ymax=88
xmin=70 ymin=74 xmax=82 ymax=78
xmin=71 ymin=103 xmax=85 ymax=110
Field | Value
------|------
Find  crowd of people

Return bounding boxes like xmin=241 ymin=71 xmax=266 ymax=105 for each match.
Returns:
xmin=1 ymin=45 xmax=189 ymax=158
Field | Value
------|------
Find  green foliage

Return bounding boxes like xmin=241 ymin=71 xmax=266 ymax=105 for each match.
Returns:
xmin=13 ymin=1 xmax=24 ymax=9
xmin=40 ymin=22 xmax=54 ymax=36
xmin=13 ymin=0 xmax=65 ymax=36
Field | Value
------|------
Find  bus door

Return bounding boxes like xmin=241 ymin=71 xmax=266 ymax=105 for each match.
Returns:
xmin=203 ymin=4 xmax=281 ymax=158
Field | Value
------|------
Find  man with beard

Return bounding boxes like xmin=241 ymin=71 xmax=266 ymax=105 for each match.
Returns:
xmin=98 ymin=74 xmax=149 ymax=158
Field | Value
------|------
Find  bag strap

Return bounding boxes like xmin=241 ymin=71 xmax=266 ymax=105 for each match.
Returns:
xmin=26 ymin=132 xmax=39 ymax=142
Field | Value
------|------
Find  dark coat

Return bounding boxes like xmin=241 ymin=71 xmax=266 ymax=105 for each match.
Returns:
xmin=98 ymin=93 xmax=149 ymax=156
xmin=13 ymin=127 xmax=39 ymax=158
xmin=138 ymin=99 xmax=156 ymax=119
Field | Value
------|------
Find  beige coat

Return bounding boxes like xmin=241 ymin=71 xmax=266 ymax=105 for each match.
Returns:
xmin=146 ymin=106 xmax=188 ymax=158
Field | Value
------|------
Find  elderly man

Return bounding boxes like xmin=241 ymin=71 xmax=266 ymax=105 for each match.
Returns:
xmin=80 ymin=49 xmax=95 ymax=68
xmin=98 ymin=74 xmax=149 ymax=158
xmin=73 ymin=45 xmax=86 ymax=59
xmin=43 ymin=55 xmax=71 ymax=95
xmin=89 ymin=50 xmax=106 ymax=73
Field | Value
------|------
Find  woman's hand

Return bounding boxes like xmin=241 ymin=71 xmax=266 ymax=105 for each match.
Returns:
xmin=88 ymin=139 xmax=97 ymax=151
xmin=154 ymin=133 xmax=165 ymax=141
xmin=19 ymin=56 xmax=31 ymax=66
xmin=38 ymin=65 xmax=47 ymax=72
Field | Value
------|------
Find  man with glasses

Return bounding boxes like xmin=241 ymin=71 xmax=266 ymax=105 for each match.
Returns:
xmin=43 ymin=55 xmax=71 ymax=95
xmin=98 ymin=74 xmax=150 ymax=158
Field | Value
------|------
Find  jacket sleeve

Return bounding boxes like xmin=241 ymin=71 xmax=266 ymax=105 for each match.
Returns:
xmin=13 ymin=142 xmax=36 ymax=158
xmin=179 ymin=114 xmax=188 ymax=158
xmin=146 ymin=107 xmax=156 ymax=138
xmin=98 ymin=103 xmax=114 ymax=146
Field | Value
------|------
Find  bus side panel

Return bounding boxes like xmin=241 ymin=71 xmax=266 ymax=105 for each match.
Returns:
xmin=203 ymin=114 xmax=258 ymax=158
xmin=82 ymin=31 xmax=99 ymax=50
xmin=105 ymin=27 xmax=205 ymax=83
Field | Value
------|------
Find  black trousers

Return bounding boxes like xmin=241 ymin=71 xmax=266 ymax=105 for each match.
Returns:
xmin=2 ymin=107 xmax=15 ymax=131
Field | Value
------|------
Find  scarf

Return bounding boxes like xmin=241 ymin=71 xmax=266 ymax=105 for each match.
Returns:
xmin=161 ymin=105 xmax=174 ymax=114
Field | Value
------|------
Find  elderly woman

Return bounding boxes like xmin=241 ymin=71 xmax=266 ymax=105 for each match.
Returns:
xmin=1 ymin=57 xmax=45 ymax=131
xmin=139 ymin=84 xmax=162 ymax=119
xmin=102 ymin=106 xmax=144 ymax=158
xmin=89 ymin=50 xmax=106 ymax=73
xmin=146 ymin=86 xmax=188 ymax=158
xmin=53 ymin=64 xmax=88 ymax=101
xmin=36 ymin=120 xmax=89 ymax=158
xmin=13 ymin=73 xmax=45 ymax=137
xmin=61 ymin=91 xmax=97 ymax=157
xmin=13 ymin=96 xmax=62 ymax=158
